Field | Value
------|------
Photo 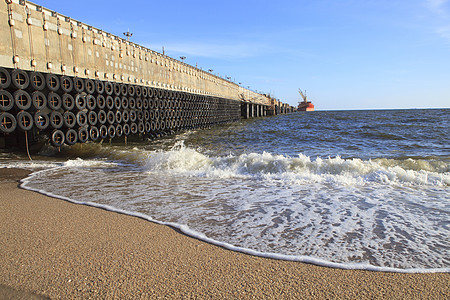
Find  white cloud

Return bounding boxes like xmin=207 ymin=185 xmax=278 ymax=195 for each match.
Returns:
xmin=426 ymin=0 xmax=449 ymax=15
xmin=425 ymin=0 xmax=450 ymax=41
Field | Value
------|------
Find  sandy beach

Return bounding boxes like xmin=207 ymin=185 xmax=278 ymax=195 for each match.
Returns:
xmin=0 ymin=168 xmax=448 ymax=299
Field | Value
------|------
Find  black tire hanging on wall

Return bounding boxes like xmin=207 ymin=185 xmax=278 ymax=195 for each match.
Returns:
xmin=62 ymin=94 xmax=75 ymax=111
xmin=0 ymin=112 xmax=17 ymax=133
xmin=16 ymin=111 xmax=33 ymax=131
xmin=50 ymin=111 xmax=64 ymax=129
xmin=76 ymin=111 xmax=88 ymax=127
xmin=75 ymin=93 xmax=87 ymax=111
xmin=97 ymin=95 xmax=106 ymax=109
xmin=46 ymin=74 xmax=60 ymax=92
xmin=97 ymin=110 xmax=107 ymax=124
xmin=34 ymin=111 xmax=49 ymax=130
xmin=11 ymin=69 xmax=30 ymax=90
xmin=30 ymin=71 xmax=45 ymax=90
xmin=106 ymin=96 xmax=114 ymax=110
xmin=74 ymin=77 xmax=85 ymax=93
xmin=0 ymin=90 xmax=14 ymax=111
xmin=86 ymin=95 xmax=97 ymax=110
xmin=78 ymin=127 xmax=89 ymax=143
xmin=123 ymin=123 xmax=130 ymax=136
xmin=96 ymin=80 xmax=105 ymax=94
xmin=51 ymin=130 xmax=65 ymax=147
xmin=115 ymin=124 xmax=123 ymax=137
xmin=0 ymin=67 xmax=11 ymax=89
xmin=85 ymin=79 xmax=95 ymax=94
xmin=32 ymin=91 xmax=47 ymax=110
xmin=48 ymin=92 xmax=62 ymax=110
xmin=89 ymin=126 xmax=99 ymax=141
xmin=14 ymin=90 xmax=32 ymax=111
xmin=105 ymin=81 xmax=113 ymax=95
xmin=61 ymin=76 xmax=73 ymax=93
xmin=99 ymin=125 xmax=108 ymax=139
xmin=65 ymin=128 xmax=78 ymax=145
xmin=63 ymin=111 xmax=77 ymax=128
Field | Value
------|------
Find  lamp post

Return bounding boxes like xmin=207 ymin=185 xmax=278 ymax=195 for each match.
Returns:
xmin=123 ymin=30 xmax=133 ymax=41
xmin=180 ymin=56 xmax=186 ymax=63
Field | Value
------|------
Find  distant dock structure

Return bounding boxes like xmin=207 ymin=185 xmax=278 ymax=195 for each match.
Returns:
xmin=0 ymin=0 xmax=295 ymax=150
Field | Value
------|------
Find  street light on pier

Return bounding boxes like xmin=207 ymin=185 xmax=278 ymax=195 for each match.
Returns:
xmin=123 ymin=30 xmax=133 ymax=41
xmin=180 ymin=56 xmax=186 ymax=62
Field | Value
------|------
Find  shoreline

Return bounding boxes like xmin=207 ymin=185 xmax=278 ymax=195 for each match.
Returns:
xmin=1 ymin=168 xmax=449 ymax=299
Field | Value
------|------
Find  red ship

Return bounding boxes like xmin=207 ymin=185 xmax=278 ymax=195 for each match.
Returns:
xmin=297 ymin=89 xmax=315 ymax=111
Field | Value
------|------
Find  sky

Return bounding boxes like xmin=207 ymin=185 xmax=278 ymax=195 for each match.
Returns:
xmin=34 ymin=0 xmax=449 ymax=110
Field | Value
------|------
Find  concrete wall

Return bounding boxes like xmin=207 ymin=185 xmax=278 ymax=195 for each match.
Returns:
xmin=1 ymin=0 xmax=289 ymax=109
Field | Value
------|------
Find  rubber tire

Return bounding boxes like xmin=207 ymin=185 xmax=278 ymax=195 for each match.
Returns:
xmin=95 ymin=80 xmax=105 ymax=94
xmin=16 ymin=111 xmax=33 ymax=131
xmin=30 ymin=71 xmax=45 ymax=90
xmin=89 ymin=126 xmax=99 ymax=141
xmin=0 ymin=67 xmax=11 ymax=89
xmin=123 ymin=123 xmax=130 ymax=136
xmin=47 ymin=92 xmax=62 ymax=110
xmin=115 ymin=124 xmax=123 ymax=137
xmin=11 ymin=69 xmax=30 ymax=89
xmin=85 ymin=79 xmax=95 ymax=94
xmin=76 ymin=111 xmax=88 ymax=127
xmin=14 ymin=90 xmax=32 ymax=110
xmin=0 ymin=112 xmax=17 ymax=133
xmin=88 ymin=111 xmax=98 ymax=126
xmin=86 ymin=95 xmax=97 ymax=110
xmin=65 ymin=128 xmax=78 ymax=145
xmin=50 ymin=111 xmax=64 ymax=129
xmin=51 ymin=129 xmax=65 ymax=147
xmin=106 ymin=111 xmax=115 ymax=125
xmin=74 ymin=77 xmax=85 ymax=93
xmin=61 ymin=76 xmax=73 ymax=93
xmin=0 ymin=90 xmax=14 ymax=111
xmin=63 ymin=111 xmax=76 ymax=128
xmin=75 ymin=93 xmax=87 ymax=110
xmin=106 ymin=96 xmax=114 ymax=110
xmin=46 ymin=74 xmax=60 ymax=92
xmin=105 ymin=81 xmax=113 ymax=95
xmin=78 ymin=127 xmax=89 ymax=143
xmin=107 ymin=124 xmax=116 ymax=138
xmin=99 ymin=125 xmax=108 ymax=139
xmin=97 ymin=110 xmax=107 ymax=124
xmin=34 ymin=111 xmax=49 ymax=130
xmin=62 ymin=94 xmax=75 ymax=111
xmin=96 ymin=95 xmax=106 ymax=109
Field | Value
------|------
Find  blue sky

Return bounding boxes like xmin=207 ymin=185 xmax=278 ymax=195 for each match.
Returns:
xmin=36 ymin=0 xmax=449 ymax=110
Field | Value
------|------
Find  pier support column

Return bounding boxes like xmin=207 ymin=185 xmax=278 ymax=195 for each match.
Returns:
xmin=241 ymin=102 xmax=250 ymax=119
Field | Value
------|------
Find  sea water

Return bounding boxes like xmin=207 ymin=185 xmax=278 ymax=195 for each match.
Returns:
xmin=1 ymin=109 xmax=449 ymax=272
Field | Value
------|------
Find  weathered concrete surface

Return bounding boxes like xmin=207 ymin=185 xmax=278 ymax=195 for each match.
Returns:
xmin=1 ymin=0 xmax=295 ymax=112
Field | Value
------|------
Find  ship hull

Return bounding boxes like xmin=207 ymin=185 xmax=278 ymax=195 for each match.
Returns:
xmin=297 ymin=102 xmax=315 ymax=111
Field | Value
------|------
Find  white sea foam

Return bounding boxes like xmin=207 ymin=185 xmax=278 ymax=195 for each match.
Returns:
xmin=17 ymin=143 xmax=449 ymax=273
xmin=142 ymin=142 xmax=449 ymax=187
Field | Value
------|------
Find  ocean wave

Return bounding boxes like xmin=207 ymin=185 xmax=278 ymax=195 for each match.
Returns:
xmin=141 ymin=142 xmax=449 ymax=187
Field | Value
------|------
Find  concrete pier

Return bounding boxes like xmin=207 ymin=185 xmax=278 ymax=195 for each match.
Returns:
xmin=0 ymin=0 xmax=296 ymax=149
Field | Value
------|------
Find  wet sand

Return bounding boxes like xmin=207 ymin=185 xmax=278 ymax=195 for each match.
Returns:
xmin=0 ymin=168 xmax=448 ymax=299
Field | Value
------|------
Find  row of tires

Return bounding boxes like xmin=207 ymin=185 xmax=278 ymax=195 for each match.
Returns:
xmin=0 ymin=68 xmax=242 ymax=147
xmin=0 ymin=67 xmax=219 ymax=101
xmin=0 ymin=89 xmax=241 ymax=117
